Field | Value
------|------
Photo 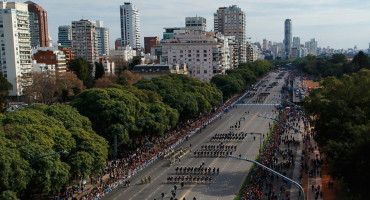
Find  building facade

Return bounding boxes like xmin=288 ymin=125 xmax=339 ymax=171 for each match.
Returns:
xmin=71 ymin=19 xmax=98 ymax=64
xmin=185 ymin=16 xmax=206 ymax=31
xmin=0 ymin=2 xmax=32 ymax=96
xmin=284 ymin=19 xmax=292 ymax=58
xmin=33 ymin=48 xmax=67 ymax=74
xmin=293 ymin=37 xmax=300 ymax=49
xmin=26 ymin=1 xmax=49 ymax=47
xmin=305 ymin=38 xmax=318 ymax=56
xmin=160 ymin=31 xmax=233 ymax=82
xmin=144 ymin=37 xmax=159 ymax=54
xmin=214 ymin=5 xmax=246 ymax=63
xmin=96 ymin=20 xmax=109 ymax=56
xmin=120 ymin=2 xmax=141 ymax=50
xmin=58 ymin=25 xmax=72 ymax=47
xmin=58 ymin=46 xmax=74 ymax=65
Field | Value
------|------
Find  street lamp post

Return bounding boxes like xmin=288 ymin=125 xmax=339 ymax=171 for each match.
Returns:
xmin=114 ymin=115 xmax=160 ymax=161
xmin=30 ymin=150 xmax=68 ymax=163
xmin=228 ymin=155 xmax=305 ymax=200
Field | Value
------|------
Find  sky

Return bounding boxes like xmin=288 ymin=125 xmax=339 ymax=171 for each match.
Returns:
xmin=22 ymin=0 xmax=370 ymax=50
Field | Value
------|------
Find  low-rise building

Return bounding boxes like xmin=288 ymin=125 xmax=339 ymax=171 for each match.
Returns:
xmin=33 ymin=47 xmax=67 ymax=74
xmin=159 ymin=31 xmax=235 ymax=82
xmin=132 ymin=64 xmax=188 ymax=79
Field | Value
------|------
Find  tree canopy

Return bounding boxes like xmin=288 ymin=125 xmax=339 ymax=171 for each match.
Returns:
xmin=70 ymin=86 xmax=179 ymax=152
xmin=0 ymin=105 xmax=108 ymax=198
xmin=303 ymin=69 xmax=370 ymax=198
xmin=211 ymin=60 xmax=272 ymax=100
xmin=135 ymin=74 xmax=223 ymax=121
xmin=293 ymin=51 xmax=370 ymax=77
xmin=69 ymin=57 xmax=94 ymax=88
xmin=0 ymin=72 xmax=12 ymax=113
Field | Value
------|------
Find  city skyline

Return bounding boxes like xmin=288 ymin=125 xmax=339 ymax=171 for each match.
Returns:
xmin=13 ymin=0 xmax=370 ymax=50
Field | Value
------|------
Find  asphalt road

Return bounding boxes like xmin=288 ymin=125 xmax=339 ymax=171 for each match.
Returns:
xmin=103 ymin=71 xmax=287 ymax=200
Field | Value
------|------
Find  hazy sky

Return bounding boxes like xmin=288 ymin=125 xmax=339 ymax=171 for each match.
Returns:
xmin=24 ymin=0 xmax=370 ymax=50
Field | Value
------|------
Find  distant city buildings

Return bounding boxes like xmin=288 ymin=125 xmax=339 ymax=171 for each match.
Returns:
xmin=0 ymin=2 xmax=32 ymax=96
xmin=185 ymin=16 xmax=206 ymax=31
xmin=293 ymin=37 xmax=300 ymax=49
xmin=284 ymin=19 xmax=292 ymax=59
xmin=71 ymin=19 xmax=98 ymax=64
xmin=120 ymin=2 xmax=141 ymax=50
xmin=214 ymin=5 xmax=247 ymax=63
xmin=58 ymin=26 xmax=72 ymax=47
xmin=26 ymin=1 xmax=49 ymax=47
xmin=305 ymin=38 xmax=318 ymax=56
xmin=96 ymin=20 xmax=109 ymax=56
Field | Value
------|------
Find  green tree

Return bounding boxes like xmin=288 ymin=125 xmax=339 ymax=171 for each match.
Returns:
xmin=0 ymin=72 xmax=12 ymax=113
xmin=94 ymin=62 xmax=105 ymax=80
xmin=0 ymin=105 xmax=108 ymax=198
xmin=69 ymin=57 xmax=94 ymax=88
xmin=303 ymin=69 xmax=370 ymax=198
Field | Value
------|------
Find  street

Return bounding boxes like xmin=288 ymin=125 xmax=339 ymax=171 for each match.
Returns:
xmin=104 ymin=71 xmax=287 ymax=200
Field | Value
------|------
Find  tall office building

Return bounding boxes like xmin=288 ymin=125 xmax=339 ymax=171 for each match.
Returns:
xmin=144 ymin=37 xmax=159 ymax=54
xmin=120 ymin=2 xmax=141 ymax=50
xmin=71 ymin=19 xmax=98 ymax=64
xmin=0 ymin=2 xmax=32 ymax=96
xmin=185 ymin=16 xmax=206 ymax=31
xmin=293 ymin=37 xmax=300 ymax=48
xmin=284 ymin=19 xmax=292 ymax=58
xmin=214 ymin=5 xmax=246 ymax=63
xmin=58 ymin=25 xmax=72 ymax=47
xmin=96 ymin=20 xmax=109 ymax=56
xmin=25 ymin=1 xmax=49 ymax=47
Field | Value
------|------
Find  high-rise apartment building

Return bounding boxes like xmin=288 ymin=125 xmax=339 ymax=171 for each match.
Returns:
xmin=284 ymin=19 xmax=292 ymax=58
xmin=214 ymin=5 xmax=246 ymax=63
xmin=144 ymin=37 xmax=159 ymax=54
xmin=293 ymin=37 xmax=300 ymax=49
xmin=262 ymin=39 xmax=269 ymax=51
xmin=96 ymin=20 xmax=109 ymax=56
xmin=58 ymin=25 xmax=72 ymax=47
xmin=185 ymin=16 xmax=206 ymax=31
xmin=71 ymin=19 xmax=98 ymax=64
xmin=305 ymin=38 xmax=318 ymax=56
xmin=0 ymin=2 xmax=32 ymax=96
xmin=25 ymin=1 xmax=49 ymax=47
xmin=120 ymin=2 xmax=141 ymax=50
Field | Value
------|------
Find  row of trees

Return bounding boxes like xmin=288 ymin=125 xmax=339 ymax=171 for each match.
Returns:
xmin=294 ymin=51 xmax=370 ymax=77
xmin=211 ymin=60 xmax=274 ymax=100
xmin=135 ymin=74 xmax=223 ymax=121
xmin=303 ymin=69 xmax=370 ymax=199
xmin=70 ymin=85 xmax=179 ymax=154
xmin=0 ymin=105 xmax=108 ymax=198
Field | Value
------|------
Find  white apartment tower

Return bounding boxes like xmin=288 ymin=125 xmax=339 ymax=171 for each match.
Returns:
xmin=120 ymin=2 xmax=141 ymax=50
xmin=96 ymin=20 xmax=109 ymax=56
xmin=71 ymin=19 xmax=98 ymax=64
xmin=214 ymin=5 xmax=246 ymax=63
xmin=0 ymin=2 xmax=32 ymax=96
